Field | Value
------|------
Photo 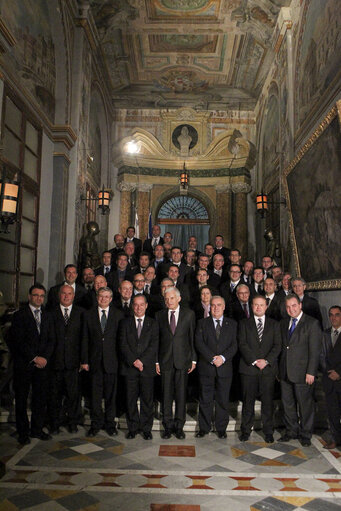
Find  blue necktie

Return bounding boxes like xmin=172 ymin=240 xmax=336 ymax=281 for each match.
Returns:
xmin=288 ymin=318 xmax=297 ymax=338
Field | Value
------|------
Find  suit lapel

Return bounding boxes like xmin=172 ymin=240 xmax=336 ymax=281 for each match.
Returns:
xmin=288 ymin=314 xmax=305 ymax=344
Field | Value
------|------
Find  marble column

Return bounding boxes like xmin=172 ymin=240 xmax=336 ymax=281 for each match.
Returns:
xmin=232 ymin=183 xmax=251 ymax=260
xmin=137 ymin=184 xmax=152 ymax=243
xmin=117 ymin=182 xmax=136 ymax=234
xmin=215 ymin=184 xmax=232 ymax=247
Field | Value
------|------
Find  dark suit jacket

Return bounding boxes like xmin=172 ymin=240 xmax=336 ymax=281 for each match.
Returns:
xmin=119 ymin=316 xmax=158 ymax=377
xmin=279 ymin=313 xmax=322 ymax=383
xmin=229 ymin=300 xmax=253 ymax=322
xmin=249 ymin=282 xmax=265 ymax=296
xmin=195 ymin=316 xmax=237 ymax=377
xmin=8 ymin=305 xmax=55 ymax=368
xmin=156 ymin=307 xmax=196 ymax=371
xmin=125 ymin=237 xmax=142 ymax=256
xmin=47 ymin=283 xmax=87 ymax=311
xmin=265 ymin=295 xmax=282 ymax=322
xmin=301 ymin=294 xmax=323 ymax=328
xmin=214 ymin=247 xmax=230 ymax=263
xmin=50 ymin=305 xmax=83 ymax=370
xmin=320 ymin=327 xmax=341 ymax=392
xmin=219 ymin=280 xmax=240 ymax=305
xmin=143 ymin=237 xmax=164 ymax=255
xmin=107 ymin=268 xmax=135 ymax=294
xmin=238 ymin=317 xmax=281 ymax=376
xmin=95 ymin=265 xmax=114 ymax=277
xmin=81 ymin=305 xmax=124 ymax=373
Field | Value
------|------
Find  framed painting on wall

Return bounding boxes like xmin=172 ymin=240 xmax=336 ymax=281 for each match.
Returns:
xmin=283 ymin=100 xmax=341 ymax=290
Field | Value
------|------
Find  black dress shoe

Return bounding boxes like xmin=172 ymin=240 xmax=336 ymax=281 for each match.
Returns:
xmin=279 ymin=434 xmax=297 ymax=442
xmin=300 ymin=438 xmax=311 ymax=447
xmin=162 ymin=429 xmax=172 ymax=439
xmin=175 ymin=429 xmax=185 ymax=439
xmin=87 ymin=427 xmax=99 ymax=437
xmin=68 ymin=424 xmax=78 ymax=434
xmin=195 ymin=430 xmax=208 ymax=438
xmin=126 ymin=431 xmax=136 ymax=439
xmin=217 ymin=431 xmax=227 ymax=439
xmin=265 ymin=434 xmax=274 ymax=444
xmin=143 ymin=432 xmax=153 ymax=440
xmin=106 ymin=425 xmax=118 ymax=436
xmin=18 ymin=435 xmax=31 ymax=445
xmin=30 ymin=431 xmax=52 ymax=441
xmin=239 ymin=433 xmax=250 ymax=441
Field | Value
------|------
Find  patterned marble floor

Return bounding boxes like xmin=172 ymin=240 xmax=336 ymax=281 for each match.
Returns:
xmin=1 ymin=423 xmax=341 ymax=511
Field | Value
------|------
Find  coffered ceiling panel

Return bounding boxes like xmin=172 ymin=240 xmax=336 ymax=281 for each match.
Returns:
xmin=89 ymin=0 xmax=291 ymax=110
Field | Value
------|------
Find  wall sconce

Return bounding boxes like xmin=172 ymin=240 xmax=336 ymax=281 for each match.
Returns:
xmin=81 ymin=185 xmax=113 ymax=215
xmin=180 ymin=162 xmax=189 ymax=196
xmin=0 ymin=167 xmax=20 ymax=233
xmin=256 ymin=190 xmax=286 ymax=219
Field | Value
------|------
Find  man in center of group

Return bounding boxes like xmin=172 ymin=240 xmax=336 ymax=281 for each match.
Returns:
xmin=195 ymin=296 xmax=237 ymax=438
xmin=156 ymin=287 xmax=196 ymax=439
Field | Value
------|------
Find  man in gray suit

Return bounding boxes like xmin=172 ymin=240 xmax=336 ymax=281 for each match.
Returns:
xmin=320 ymin=305 xmax=341 ymax=449
xmin=156 ymin=287 xmax=196 ymax=439
xmin=279 ymin=294 xmax=322 ymax=446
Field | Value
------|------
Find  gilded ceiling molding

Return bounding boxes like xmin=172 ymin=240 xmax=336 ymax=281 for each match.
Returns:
xmin=231 ymin=183 xmax=252 ymax=194
xmin=116 ymin=181 xmax=137 ymax=192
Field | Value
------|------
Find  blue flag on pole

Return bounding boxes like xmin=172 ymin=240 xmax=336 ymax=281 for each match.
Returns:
xmin=148 ymin=212 xmax=152 ymax=239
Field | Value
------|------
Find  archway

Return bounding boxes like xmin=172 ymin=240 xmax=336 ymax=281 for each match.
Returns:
xmin=156 ymin=193 xmax=211 ymax=252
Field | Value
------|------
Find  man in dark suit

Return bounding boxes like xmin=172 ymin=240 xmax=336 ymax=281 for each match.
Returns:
xmin=47 ymin=264 xmax=87 ymax=310
xmin=230 ymin=284 xmax=253 ymax=322
xmin=137 ymin=251 xmax=151 ymax=274
xmin=124 ymin=241 xmax=139 ymax=271
xmin=151 ymin=244 xmax=169 ymax=283
xmin=113 ymin=279 xmax=134 ymax=316
xmin=119 ymin=295 xmax=158 ymax=440
xmin=261 ymin=255 xmax=273 ymax=279
xmin=81 ymin=287 xmax=124 ymax=436
xmin=8 ymin=284 xmax=55 ymax=444
xmin=167 ymin=265 xmax=190 ymax=307
xmin=125 ymin=226 xmax=142 ymax=257
xmin=219 ymin=264 xmax=242 ymax=305
xmin=195 ymin=296 xmax=237 ymax=438
xmin=168 ymin=246 xmax=189 ymax=284
xmin=279 ymin=294 xmax=322 ymax=446
xmin=238 ymin=295 xmax=281 ymax=443
xmin=249 ymin=267 xmax=265 ymax=296
xmin=143 ymin=224 xmax=164 ymax=255
xmin=109 ymin=233 xmax=125 ymax=263
xmin=82 ymin=266 xmax=95 ymax=291
xmin=82 ymin=274 xmax=107 ymax=310
xmin=49 ymin=284 xmax=83 ymax=434
xmin=241 ymin=260 xmax=254 ymax=285
xmin=208 ymin=254 xmax=228 ymax=289
xmin=320 ymin=305 xmax=341 ymax=449
xmin=95 ymin=251 xmax=115 ymax=277
xmin=156 ymin=287 xmax=196 ymax=439
xmin=107 ymin=253 xmax=135 ymax=295
xmin=264 ymin=277 xmax=282 ymax=322
xmin=291 ymin=278 xmax=323 ymax=328
xmin=214 ymin=234 xmax=230 ymax=264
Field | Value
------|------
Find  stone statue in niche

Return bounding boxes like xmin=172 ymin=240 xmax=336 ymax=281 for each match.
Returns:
xmin=78 ymin=221 xmax=101 ymax=272
xmin=264 ymin=229 xmax=282 ymax=266
xmin=177 ymin=126 xmax=192 ymax=156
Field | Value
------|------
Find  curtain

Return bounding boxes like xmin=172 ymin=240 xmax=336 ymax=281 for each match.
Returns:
xmin=161 ymin=224 xmax=209 ymax=252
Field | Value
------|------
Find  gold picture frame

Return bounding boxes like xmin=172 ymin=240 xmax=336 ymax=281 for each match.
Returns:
xmin=283 ymin=100 xmax=341 ymax=290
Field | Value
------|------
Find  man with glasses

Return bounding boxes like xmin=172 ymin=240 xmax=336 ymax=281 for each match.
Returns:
xmin=220 ymin=264 xmax=242 ymax=306
xmin=8 ymin=284 xmax=55 ymax=445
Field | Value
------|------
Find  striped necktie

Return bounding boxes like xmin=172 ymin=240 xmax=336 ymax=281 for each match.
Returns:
xmin=257 ymin=318 xmax=263 ymax=341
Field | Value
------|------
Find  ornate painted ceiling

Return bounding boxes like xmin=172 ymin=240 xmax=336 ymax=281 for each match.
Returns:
xmin=89 ymin=0 xmax=291 ymax=110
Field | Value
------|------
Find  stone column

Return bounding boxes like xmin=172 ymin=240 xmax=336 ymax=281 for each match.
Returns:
xmin=117 ymin=182 xmax=136 ymax=234
xmin=137 ymin=184 xmax=152 ymax=243
xmin=215 ymin=184 xmax=232 ymax=247
xmin=232 ymin=183 xmax=251 ymax=260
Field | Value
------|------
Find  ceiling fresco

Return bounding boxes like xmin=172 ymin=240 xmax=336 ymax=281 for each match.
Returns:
xmin=89 ymin=0 xmax=291 ymax=109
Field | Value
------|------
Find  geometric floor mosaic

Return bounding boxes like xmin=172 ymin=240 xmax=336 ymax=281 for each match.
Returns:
xmin=1 ymin=424 xmax=341 ymax=510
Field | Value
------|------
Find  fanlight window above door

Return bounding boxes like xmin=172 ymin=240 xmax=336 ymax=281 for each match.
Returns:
xmin=158 ymin=196 xmax=208 ymax=220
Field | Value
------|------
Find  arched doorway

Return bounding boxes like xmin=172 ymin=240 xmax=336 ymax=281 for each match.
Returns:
xmin=157 ymin=195 xmax=210 ymax=251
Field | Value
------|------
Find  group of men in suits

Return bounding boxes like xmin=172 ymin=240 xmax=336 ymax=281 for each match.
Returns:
xmin=7 ymin=224 xmax=339 ymax=449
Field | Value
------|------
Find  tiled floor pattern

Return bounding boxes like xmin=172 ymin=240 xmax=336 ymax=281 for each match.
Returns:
xmin=1 ymin=425 xmax=341 ymax=510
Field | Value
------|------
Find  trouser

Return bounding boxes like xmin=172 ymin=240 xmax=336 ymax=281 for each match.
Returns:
xmin=161 ymin=368 xmax=188 ymax=430
xmin=125 ymin=375 xmax=154 ymax=433
xmin=280 ymin=379 xmax=315 ymax=440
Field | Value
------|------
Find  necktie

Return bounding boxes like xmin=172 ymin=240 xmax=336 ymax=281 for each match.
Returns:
xmin=152 ymin=238 xmax=157 ymax=249
xmin=64 ymin=307 xmax=69 ymax=325
xmin=215 ymin=319 xmax=221 ymax=339
xmin=257 ymin=318 xmax=263 ymax=341
xmin=137 ymin=318 xmax=142 ymax=338
xmin=101 ymin=309 xmax=107 ymax=333
xmin=288 ymin=317 xmax=297 ymax=338
xmin=104 ymin=266 xmax=109 ymax=275
xmin=332 ymin=329 xmax=339 ymax=347
xmin=230 ymin=283 xmax=235 ymax=293
xmin=243 ymin=303 xmax=249 ymax=319
xmin=34 ymin=309 xmax=41 ymax=334
xmin=170 ymin=310 xmax=176 ymax=335
xmin=145 ymin=284 xmax=150 ymax=294
xmin=266 ymin=297 xmax=270 ymax=305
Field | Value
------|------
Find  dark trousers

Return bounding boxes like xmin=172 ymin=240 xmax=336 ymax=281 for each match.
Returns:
xmin=198 ymin=373 xmax=232 ymax=433
xmin=280 ymin=379 xmax=315 ymax=440
xmin=323 ymin=378 xmax=341 ymax=444
xmin=49 ymin=369 xmax=79 ymax=427
xmin=125 ymin=375 xmax=154 ymax=433
xmin=241 ymin=373 xmax=275 ymax=435
xmin=14 ymin=364 xmax=48 ymax=437
xmin=161 ymin=368 xmax=188 ymax=430
xmin=90 ymin=369 xmax=117 ymax=429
